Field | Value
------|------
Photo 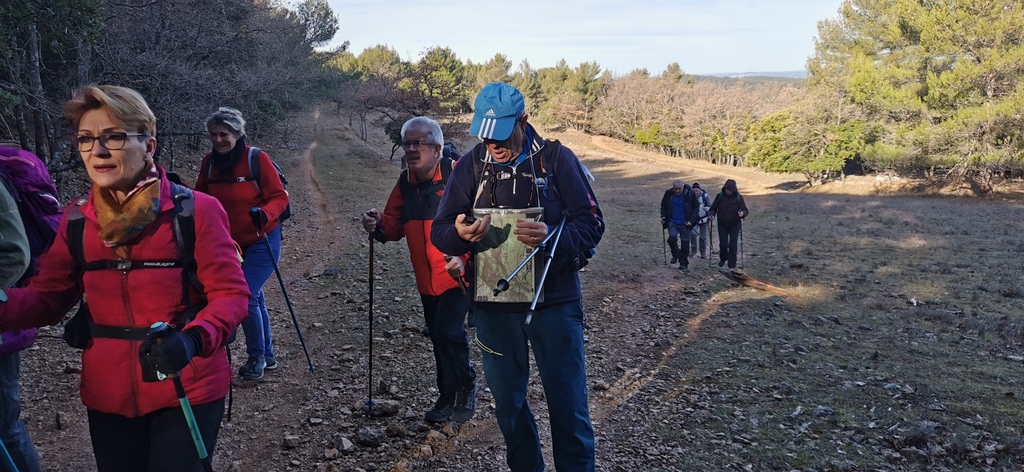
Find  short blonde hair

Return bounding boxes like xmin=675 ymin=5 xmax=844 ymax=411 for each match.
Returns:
xmin=64 ymin=85 xmax=157 ymax=138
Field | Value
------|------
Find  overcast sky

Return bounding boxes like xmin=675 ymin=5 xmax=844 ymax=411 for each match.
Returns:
xmin=323 ymin=0 xmax=845 ymax=76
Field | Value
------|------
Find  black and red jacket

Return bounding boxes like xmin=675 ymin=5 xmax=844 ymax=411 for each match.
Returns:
xmin=375 ymin=157 xmax=467 ymax=296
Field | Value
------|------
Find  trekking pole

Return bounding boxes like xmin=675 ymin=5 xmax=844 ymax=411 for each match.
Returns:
xmin=364 ymin=223 xmax=376 ymax=412
xmin=443 ymin=255 xmax=470 ymax=302
xmin=0 ymin=440 xmax=18 ymax=472
xmin=708 ymin=221 xmax=715 ymax=269
xmin=147 ymin=322 xmax=214 ymax=472
xmin=739 ymin=226 xmax=745 ymax=269
xmin=662 ymin=225 xmax=667 ymax=265
xmin=250 ymin=209 xmax=315 ymax=373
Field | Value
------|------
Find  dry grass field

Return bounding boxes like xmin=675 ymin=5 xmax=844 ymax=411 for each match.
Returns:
xmin=17 ymin=107 xmax=1024 ymax=471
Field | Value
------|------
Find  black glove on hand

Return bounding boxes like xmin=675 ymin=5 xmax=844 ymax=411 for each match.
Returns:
xmin=139 ymin=328 xmax=202 ymax=377
xmin=250 ymin=207 xmax=269 ymax=229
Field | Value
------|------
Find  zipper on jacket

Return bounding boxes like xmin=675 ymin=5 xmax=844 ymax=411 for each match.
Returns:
xmin=120 ymin=248 xmax=142 ymax=417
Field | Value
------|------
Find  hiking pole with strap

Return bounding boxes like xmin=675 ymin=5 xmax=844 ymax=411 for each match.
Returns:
xmin=250 ymin=209 xmax=315 ymax=373
xmin=364 ymin=218 xmax=376 ymax=412
xmin=147 ymin=322 xmax=214 ymax=472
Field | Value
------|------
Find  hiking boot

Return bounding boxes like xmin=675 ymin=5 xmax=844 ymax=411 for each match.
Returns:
xmin=264 ymin=356 xmax=279 ymax=372
xmin=678 ymin=265 xmax=689 ymax=273
xmin=424 ymin=394 xmax=454 ymax=423
xmin=239 ymin=357 xmax=266 ymax=380
xmin=451 ymin=384 xmax=478 ymax=423
xmin=669 ymin=256 xmax=678 ymax=264
xmin=718 ymin=259 xmax=726 ymax=268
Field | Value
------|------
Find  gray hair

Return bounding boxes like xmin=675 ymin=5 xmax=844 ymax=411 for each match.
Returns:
xmin=401 ymin=116 xmax=443 ymax=146
xmin=205 ymin=107 xmax=246 ymax=137
xmin=672 ymin=179 xmax=684 ymax=188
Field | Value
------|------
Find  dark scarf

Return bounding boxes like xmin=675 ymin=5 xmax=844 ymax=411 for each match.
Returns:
xmin=210 ymin=136 xmax=247 ymax=175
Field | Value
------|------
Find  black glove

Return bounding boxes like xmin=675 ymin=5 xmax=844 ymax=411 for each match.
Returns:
xmin=661 ymin=218 xmax=667 ymax=229
xmin=139 ymin=327 xmax=202 ymax=380
xmin=250 ymin=207 xmax=270 ymax=229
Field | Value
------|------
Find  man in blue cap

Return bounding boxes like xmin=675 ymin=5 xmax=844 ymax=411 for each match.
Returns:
xmin=431 ymin=82 xmax=603 ymax=471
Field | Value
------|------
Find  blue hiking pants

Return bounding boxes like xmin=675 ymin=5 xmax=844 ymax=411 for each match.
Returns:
xmin=474 ymin=301 xmax=595 ymax=472
xmin=240 ymin=226 xmax=281 ymax=360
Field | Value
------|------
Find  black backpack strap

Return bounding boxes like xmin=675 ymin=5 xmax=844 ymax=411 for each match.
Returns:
xmin=66 ymin=199 xmax=87 ymax=278
xmin=248 ymin=146 xmax=263 ymax=197
xmin=169 ymin=182 xmax=204 ymax=326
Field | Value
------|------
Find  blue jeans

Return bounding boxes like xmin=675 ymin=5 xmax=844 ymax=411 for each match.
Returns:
xmin=474 ymin=301 xmax=595 ymax=472
xmin=241 ymin=227 xmax=281 ymax=360
xmin=421 ymin=289 xmax=476 ymax=395
xmin=0 ymin=353 xmax=41 ymax=472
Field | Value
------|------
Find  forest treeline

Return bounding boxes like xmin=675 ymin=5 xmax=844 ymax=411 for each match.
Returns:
xmin=3 ymin=0 xmax=1022 ymax=190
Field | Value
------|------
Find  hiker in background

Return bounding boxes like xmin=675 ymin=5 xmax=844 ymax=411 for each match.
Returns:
xmin=660 ymin=179 xmax=699 ymax=271
xmin=196 ymin=107 xmax=290 ymax=381
xmin=708 ymin=178 xmax=749 ymax=270
xmin=0 ymin=85 xmax=249 ymax=471
xmin=689 ymin=182 xmax=711 ymax=259
xmin=361 ymin=116 xmax=477 ymax=424
xmin=0 ymin=150 xmax=40 ymax=472
xmin=431 ymin=82 xmax=604 ymax=472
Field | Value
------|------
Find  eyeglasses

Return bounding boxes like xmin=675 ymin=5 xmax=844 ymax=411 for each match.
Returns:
xmin=402 ymin=140 xmax=437 ymax=149
xmin=75 ymin=132 xmax=148 ymax=152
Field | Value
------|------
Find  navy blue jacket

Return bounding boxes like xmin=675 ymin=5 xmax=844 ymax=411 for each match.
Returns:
xmin=430 ymin=127 xmax=603 ymax=311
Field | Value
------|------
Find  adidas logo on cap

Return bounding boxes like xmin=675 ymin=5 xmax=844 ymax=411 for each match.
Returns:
xmin=485 ymin=109 xmax=496 ymax=116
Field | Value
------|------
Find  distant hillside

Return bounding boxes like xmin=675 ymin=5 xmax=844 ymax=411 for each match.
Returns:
xmin=708 ymin=70 xmax=807 ymax=79
xmin=692 ymin=73 xmax=805 ymax=87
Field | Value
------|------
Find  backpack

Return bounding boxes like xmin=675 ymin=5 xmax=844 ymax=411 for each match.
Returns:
xmin=442 ymin=142 xmax=461 ymax=161
xmin=396 ymin=157 xmax=454 ymax=222
xmin=0 ymin=146 xmax=61 ymax=356
xmin=62 ymin=182 xmax=204 ymax=350
xmin=468 ymin=140 xmax=597 ymax=273
xmin=202 ymin=146 xmax=292 ymax=224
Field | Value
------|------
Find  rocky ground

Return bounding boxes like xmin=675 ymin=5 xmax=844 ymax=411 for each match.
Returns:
xmin=16 ymin=107 xmax=1024 ymax=471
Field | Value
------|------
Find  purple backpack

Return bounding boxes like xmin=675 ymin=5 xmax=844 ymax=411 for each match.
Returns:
xmin=0 ymin=146 xmax=62 ymax=356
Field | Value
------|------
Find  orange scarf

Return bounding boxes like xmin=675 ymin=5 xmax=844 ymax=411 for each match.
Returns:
xmin=93 ymin=166 xmax=161 ymax=258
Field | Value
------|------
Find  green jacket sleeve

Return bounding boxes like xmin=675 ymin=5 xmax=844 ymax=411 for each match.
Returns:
xmin=0 ymin=184 xmax=29 ymax=289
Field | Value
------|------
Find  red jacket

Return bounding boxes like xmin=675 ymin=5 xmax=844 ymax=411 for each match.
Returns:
xmin=195 ymin=145 xmax=289 ymax=248
xmin=376 ymin=159 xmax=467 ymax=296
xmin=0 ymin=171 xmax=249 ymax=417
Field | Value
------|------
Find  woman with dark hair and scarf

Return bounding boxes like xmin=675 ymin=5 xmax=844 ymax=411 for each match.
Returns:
xmin=196 ymin=107 xmax=290 ymax=380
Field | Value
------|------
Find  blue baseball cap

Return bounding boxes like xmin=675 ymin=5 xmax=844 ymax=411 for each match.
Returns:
xmin=469 ymin=82 xmax=525 ymax=141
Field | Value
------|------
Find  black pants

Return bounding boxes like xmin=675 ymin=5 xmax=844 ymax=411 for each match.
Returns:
xmin=88 ymin=397 xmax=225 ymax=472
xmin=718 ymin=221 xmax=742 ymax=269
xmin=421 ymin=288 xmax=477 ymax=397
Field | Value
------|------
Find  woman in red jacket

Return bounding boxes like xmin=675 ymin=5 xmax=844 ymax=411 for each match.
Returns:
xmin=195 ymin=107 xmax=289 ymax=380
xmin=0 ymin=85 xmax=249 ymax=471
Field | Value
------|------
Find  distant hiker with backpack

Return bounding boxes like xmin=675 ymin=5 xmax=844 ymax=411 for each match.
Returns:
xmin=431 ymin=82 xmax=604 ymax=472
xmin=689 ymin=182 xmax=711 ymax=259
xmin=660 ymin=179 xmax=699 ymax=271
xmin=708 ymin=179 xmax=749 ymax=270
xmin=0 ymin=86 xmax=249 ymax=471
xmin=0 ymin=145 xmax=48 ymax=472
xmin=360 ymin=116 xmax=477 ymax=424
xmin=196 ymin=107 xmax=290 ymax=381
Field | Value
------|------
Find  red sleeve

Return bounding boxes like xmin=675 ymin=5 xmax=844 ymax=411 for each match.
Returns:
xmin=376 ymin=182 xmax=405 ymax=242
xmin=255 ymin=150 xmax=289 ymax=223
xmin=184 ymin=193 xmax=250 ymax=356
